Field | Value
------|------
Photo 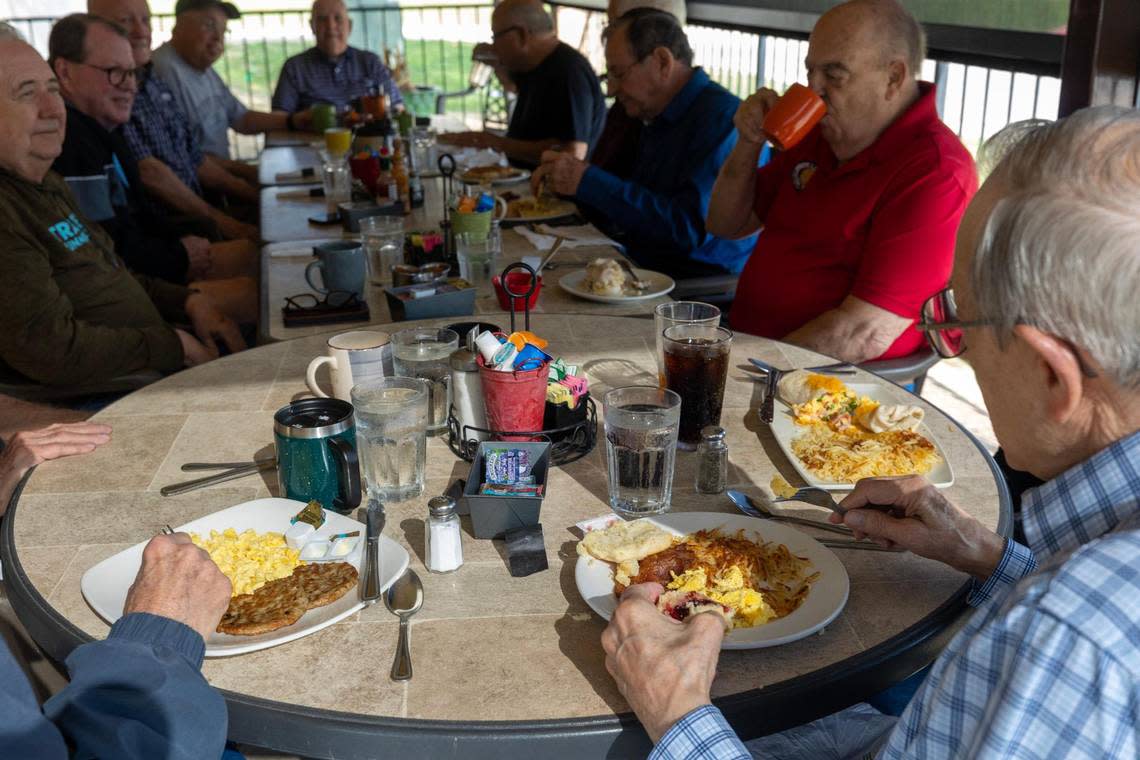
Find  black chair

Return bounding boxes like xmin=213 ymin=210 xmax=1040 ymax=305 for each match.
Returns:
xmin=859 ymin=345 xmax=941 ymax=395
xmin=0 ymin=371 xmax=163 ymax=404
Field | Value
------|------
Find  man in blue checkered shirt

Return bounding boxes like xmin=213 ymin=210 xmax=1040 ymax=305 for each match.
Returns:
xmin=272 ymin=0 xmax=403 ymax=114
xmin=89 ymin=0 xmax=261 ymax=242
xmin=603 ymin=104 xmax=1140 ymax=759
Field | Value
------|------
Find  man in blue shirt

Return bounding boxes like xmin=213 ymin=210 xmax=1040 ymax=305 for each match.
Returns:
xmin=533 ymin=10 xmax=756 ymax=279
xmin=1 ymin=530 xmax=233 ymax=758
xmin=602 ymin=106 xmax=1140 ymax=758
xmin=272 ymin=0 xmax=403 ymax=113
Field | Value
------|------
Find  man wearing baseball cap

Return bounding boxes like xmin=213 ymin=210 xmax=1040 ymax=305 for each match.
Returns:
xmin=152 ymin=0 xmax=312 ymax=159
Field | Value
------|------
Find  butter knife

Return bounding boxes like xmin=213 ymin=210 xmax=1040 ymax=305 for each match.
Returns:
xmin=360 ymin=501 xmax=385 ymax=603
xmin=761 ymin=367 xmax=780 ymax=424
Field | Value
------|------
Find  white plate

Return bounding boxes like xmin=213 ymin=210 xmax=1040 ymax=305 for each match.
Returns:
xmin=80 ymin=498 xmax=409 ymax=657
xmin=575 ymin=512 xmax=849 ymax=649
xmin=558 ymin=267 xmax=675 ymax=303
xmin=458 ymin=168 xmax=532 ymax=186
xmin=769 ymin=382 xmax=954 ymax=491
xmin=501 ymin=199 xmax=578 ymax=223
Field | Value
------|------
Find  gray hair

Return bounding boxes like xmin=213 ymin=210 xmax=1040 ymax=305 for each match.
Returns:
xmin=0 ymin=21 xmax=27 ymax=42
xmin=605 ymin=8 xmax=692 ymax=67
xmin=972 ymin=106 xmax=1140 ymax=387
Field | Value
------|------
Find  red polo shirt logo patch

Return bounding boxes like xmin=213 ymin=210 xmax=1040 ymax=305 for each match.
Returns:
xmin=791 ymin=161 xmax=817 ymax=191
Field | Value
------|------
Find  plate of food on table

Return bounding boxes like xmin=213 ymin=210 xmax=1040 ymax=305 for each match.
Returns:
xmin=81 ymin=498 xmax=409 ymax=656
xmin=768 ymin=371 xmax=953 ymax=490
xmin=559 ymin=257 xmax=675 ymax=303
xmin=458 ymin=165 xmax=532 ymax=185
xmin=498 ymin=191 xmax=578 ymax=222
xmin=575 ymin=513 xmax=849 ymax=649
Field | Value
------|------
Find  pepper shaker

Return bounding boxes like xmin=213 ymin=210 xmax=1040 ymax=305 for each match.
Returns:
xmin=425 ymin=495 xmax=463 ymax=573
xmin=695 ymin=426 xmax=728 ymax=494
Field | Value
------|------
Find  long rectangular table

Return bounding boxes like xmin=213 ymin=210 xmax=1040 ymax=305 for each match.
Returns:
xmin=257 ymin=154 xmax=673 ymax=342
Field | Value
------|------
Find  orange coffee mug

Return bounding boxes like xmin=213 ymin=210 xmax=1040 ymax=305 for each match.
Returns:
xmin=761 ymin=83 xmax=826 ymax=151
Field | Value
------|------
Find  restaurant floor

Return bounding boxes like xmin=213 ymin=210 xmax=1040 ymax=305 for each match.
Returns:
xmin=0 ymin=359 xmax=995 ymax=759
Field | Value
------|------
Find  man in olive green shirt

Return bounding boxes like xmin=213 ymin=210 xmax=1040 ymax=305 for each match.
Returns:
xmin=0 ymin=28 xmax=242 ymax=386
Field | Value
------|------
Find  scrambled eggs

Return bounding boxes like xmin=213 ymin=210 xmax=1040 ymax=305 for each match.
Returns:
xmin=793 ymin=390 xmax=878 ymax=432
xmin=666 ymin=565 xmax=776 ymax=628
xmin=190 ymin=528 xmax=303 ymax=597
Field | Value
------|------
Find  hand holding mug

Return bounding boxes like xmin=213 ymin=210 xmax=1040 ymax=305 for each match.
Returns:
xmin=734 ymin=87 xmax=780 ymax=145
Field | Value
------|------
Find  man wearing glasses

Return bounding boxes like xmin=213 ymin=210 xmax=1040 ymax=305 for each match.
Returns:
xmin=48 ymin=13 xmax=257 ymax=326
xmin=152 ymin=0 xmax=309 ymax=160
xmin=439 ymin=0 xmax=605 ymax=165
xmin=532 ymin=10 xmax=757 ymax=280
xmin=603 ymin=107 xmax=1140 ymax=759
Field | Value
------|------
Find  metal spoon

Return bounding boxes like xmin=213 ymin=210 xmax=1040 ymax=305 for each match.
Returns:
xmin=384 ymin=570 xmax=424 ymax=681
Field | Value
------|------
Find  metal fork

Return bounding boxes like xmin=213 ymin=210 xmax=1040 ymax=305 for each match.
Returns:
xmin=161 ymin=524 xmax=176 ymax=535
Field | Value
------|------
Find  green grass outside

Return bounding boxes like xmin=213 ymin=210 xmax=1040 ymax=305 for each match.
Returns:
xmin=214 ymin=37 xmax=484 ymax=120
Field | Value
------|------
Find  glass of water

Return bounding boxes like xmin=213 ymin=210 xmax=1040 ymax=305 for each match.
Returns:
xmin=360 ymin=215 xmax=405 ymax=285
xmin=603 ymin=386 xmax=681 ymax=516
xmin=351 ymin=377 xmax=428 ymax=503
xmin=653 ymin=302 xmax=720 ymax=388
xmin=391 ymin=327 xmax=459 ymax=435
xmin=455 ymin=232 xmax=498 ymax=292
xmin=321 ymin=158 xmax=351 ymax=214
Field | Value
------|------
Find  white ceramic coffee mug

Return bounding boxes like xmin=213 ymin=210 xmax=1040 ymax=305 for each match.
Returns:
xmin=306 ymin=330 xmax=393 ymax=400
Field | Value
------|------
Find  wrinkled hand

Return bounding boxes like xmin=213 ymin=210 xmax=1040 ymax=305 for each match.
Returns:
xmin=174 ymin=328 xmax=216 ymax=367
xmin=734 ymin=87 xmax=779 ymax=145
xmin=185 ymin=293 xmax=247 ymax=357
xmin=832 ymin=475 xmax=1006 ymax=579
xmin=438 ymin=131 xmax=503 ymax=151
xmin=123 ymin=533 xmax=232 ymax=641
xmin=216 ymin=215 xmax=259 ymax=243
xmin=0 ymin=423 xmax=112 ymax=516
xmin=601 ymin=583 xmax=724 ymax=743
xmin=532 ymin=150 xmax=587 ymax=197
xmin=180 ymin=235 xmax=213 ymax=280
xmin=293 ymin=108 xmax=314 ymax=132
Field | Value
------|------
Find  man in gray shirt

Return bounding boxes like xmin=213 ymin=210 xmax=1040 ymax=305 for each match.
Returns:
xmin=152 ymin=0 xmax=311 ymax=158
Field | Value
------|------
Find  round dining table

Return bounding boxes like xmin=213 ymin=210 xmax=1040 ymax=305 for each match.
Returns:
xmin=1 ymin=314 xmax=1009 ymax=759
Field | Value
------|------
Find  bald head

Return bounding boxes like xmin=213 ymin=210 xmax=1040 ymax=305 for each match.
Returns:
xmin=88 ymin=0 xmax=153 ymax=66
xmin=493 ymin=0 xmax=554 ymax=35
xmin=311 ymin=0 xmax=351 ymax=57
xmin=819 ymin=0 xmax=925 ymax=77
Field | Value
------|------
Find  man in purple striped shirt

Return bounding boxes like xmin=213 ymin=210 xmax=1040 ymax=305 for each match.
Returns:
xmin=272 ymin=0 xmax=403 ymax=113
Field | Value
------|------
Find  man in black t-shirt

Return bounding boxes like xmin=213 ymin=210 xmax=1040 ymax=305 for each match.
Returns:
xmin=439 ymin=0 xmax=604 ymax=166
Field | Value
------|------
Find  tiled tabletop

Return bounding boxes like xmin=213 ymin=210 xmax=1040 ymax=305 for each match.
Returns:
xmin=6 ymin=315 xmax=1006 ymax=754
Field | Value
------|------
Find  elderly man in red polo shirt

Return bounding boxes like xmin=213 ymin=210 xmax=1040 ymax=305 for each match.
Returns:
xmin=708 ymin=0 xmax=976 ymax=363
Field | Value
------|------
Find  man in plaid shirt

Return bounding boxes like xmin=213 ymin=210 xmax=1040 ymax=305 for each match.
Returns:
xmin=603 ymin=105 xmax=1140 ymax=759
xmin=89 ymin=0 xmax=261 ymax=242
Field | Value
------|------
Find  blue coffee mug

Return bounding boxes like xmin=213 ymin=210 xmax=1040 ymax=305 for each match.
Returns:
xmin=306 ymin=241 xmax=366 ymax=297
xmin=274 ymin=398 xmax=361 ymax=513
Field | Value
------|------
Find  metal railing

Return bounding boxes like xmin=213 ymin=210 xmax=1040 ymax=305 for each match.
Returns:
xmin=10 ymin=2 xmax=1061 ymax=160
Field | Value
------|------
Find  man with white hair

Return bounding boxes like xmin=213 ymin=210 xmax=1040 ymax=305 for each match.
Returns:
xmin=152 ymin=0 xmax=310 ymax=159
xmin=709 ymin=0 xmax=976 ymax=363
xmin=0 ymin=24 xmax=240 ymax=386
xmin=272 ymin=0 xmax=403 ymax=113
xmin=603 ymin=106 xmax=1140 ymax=757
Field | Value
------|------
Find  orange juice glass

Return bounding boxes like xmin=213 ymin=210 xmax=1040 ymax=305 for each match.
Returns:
xmin=324 ymin=127 xmax=353 ymax=156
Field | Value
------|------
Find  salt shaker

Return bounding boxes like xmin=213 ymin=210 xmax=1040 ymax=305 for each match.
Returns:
xmin=425 ymin=496 xmax=463 ymax=573
xmin=695 ymin=426 xmax=728 ymax=494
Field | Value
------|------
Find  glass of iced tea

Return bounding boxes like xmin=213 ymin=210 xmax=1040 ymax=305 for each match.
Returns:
xmin=653 ymin=302 xmax=720 ymax=387
xmin=662 ymin=324 xmax=732 ymax=448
